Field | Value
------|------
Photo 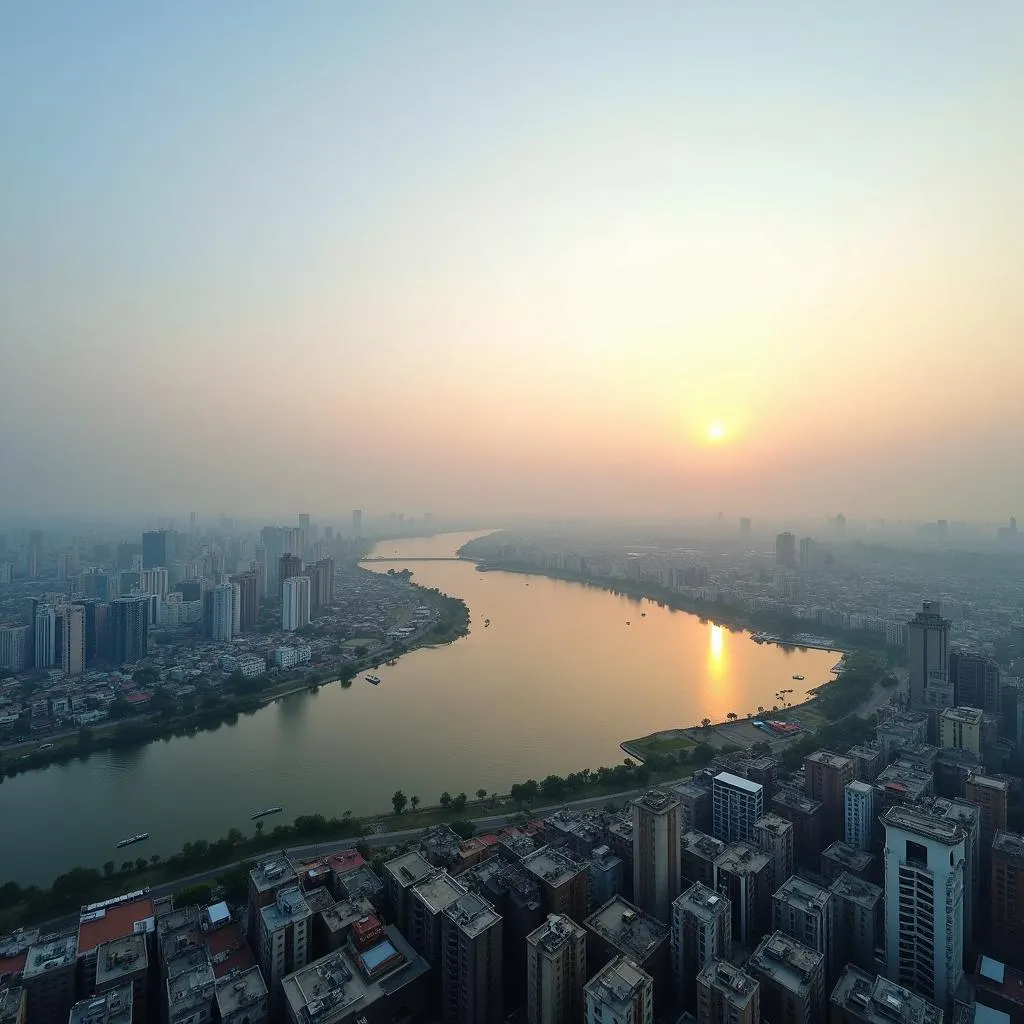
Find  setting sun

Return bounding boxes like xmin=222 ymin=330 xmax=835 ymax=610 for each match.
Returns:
xmin=707 ymin=422 xmax=726 ymax=442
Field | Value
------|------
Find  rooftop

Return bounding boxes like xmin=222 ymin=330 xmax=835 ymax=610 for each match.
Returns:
xmin=585 ymin=957 xmax=652 ymax=1011
xmin=681 ymin=830 xmax=726 ymax=862
xmin=337 ymin=864 xmax=383 ymax=898
xmin=584 ymin=897 xmax=669 ymax=963
xmin=831 ymin=965 xmax=944 ymax=1024
xmin=443 ymin=893 xmax=501 ymax=939
xmin=749 ymin=931 xmax=823 ymax=994
xmin=0 ymin=988 xmax=25 ymax=1024
xmin=993 ymin=830 xmax=1024 ymax=861
xmin=203 ymin=921 xmax=253 ymax=979
xmin=940 ymin=706 xmax=984 ymax=725
xmin=303 ymin=887 xmax=338 ymax=916
xmin=68 ymin=984 xmax=133 ymax=1024
xmin=249 ymin=854 xmax=297 ymax=894
xmin=384 ymin=850 xmax=433 ymax=888
xmin=829 ymin=872 xmax=883 ymax=910
xmin=166 ymin=954 xmax=215 ymax=1017
xmin=260 ymin=886 xmax=311 ymax=931
xmin=673 ymin=883 xmax=729 ymax=922
xmin=774 ymin=875 xmax=831 ymax=913
xmin=806 ymin=750 xmax=854 ymax=770
xmin=976 ymin=955 xmax=1024 ymax=1006
xmin=78 ymin=895 xmax=155 ymax=955
xmin=875 ymin=762 xmax=934 ymax=800
xmin=528 ymin=914 xmax=587 ymax=956
xmin=95 ymin=934 xmax=148 ymax=987
xmin=966 ymin=775 xmax=1010 ymax=795
xmin=715 ymin=843 xmax=771 ymax=877
xmin=771 ymin=787 xmax=821 ymax=815
xmin=411 ymin=871 xmax=467 ymax=916
xmin=634 ymin=788 xmax=681 ymax=814
xmin=696 ymin=959 xmax=759 ymax=1007
xmin=846 ymin=780 xmax=874 ymax=795
xmin=214 ymin=966 xmax=267 ymax=1018
xmin=522 ymin=846 xmax=588 ymax=888
xmin=320 ymin=896 xmax=377 ymax=936
xmin=753 ymin=814 xmax=792 ymax=837
xmin=882 ymin=805 xmax=967 ymax=846
xmin=23 ymin=933 xmax=78 ymax=978
xmin=670 ymin=779 xmax=711 ymax=800
xmin=713 ymin=771 xmax=763 ymax=795
xmin=591 ymin=845 xmax=622 ymax=871
xmin=326 ymin=849 xmax=365 ymax=876
xmin=823 ymin=842 xmax=874 ymax=874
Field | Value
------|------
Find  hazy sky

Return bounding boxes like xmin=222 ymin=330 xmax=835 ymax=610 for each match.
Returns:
xmin=2 ymin=2 xmax=1022 ymax=521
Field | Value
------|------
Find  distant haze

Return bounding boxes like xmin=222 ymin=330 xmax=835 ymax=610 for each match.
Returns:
xmin=2 ymin=3 xmax=1022 ymax=520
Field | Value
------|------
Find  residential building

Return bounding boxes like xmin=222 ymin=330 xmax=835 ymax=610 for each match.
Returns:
xmin=752 ymin=814 xmax=794 ymax=888
xmin=408 ymin=871 xmax=467 ymax=968
xmin=21 ymin=933 xmax=77 ymax=1024
xmin=992 ymin=831 xmax=1024 ymax=966
xmin=830 ymin=873 xmax=884 ymax=976
xmin=631 ymin=790 xmax=681 ymax=922
xmin=589 ymin=847 xmax=624 ymax=907
xmin=108 ymin=597 xmax=148 ymax=665
xmin=210 ymin=583 xmax=236 ymax=642
xmin=258 ymin=886 xmax=311 ymax=1008
xmin=682 ymin=831 xmax=725 ymax=890
xmin=776 ymin=532 xmax=797 ymax=568
xmin=712 ymin=773 xmax=764 ymax=844
xmin=522 ymin=846 xmax=589 ymax=923
xmin=583 ymin=897 xmax=669 ymax=993
xmin=713 ymin=843 xmax=772 ymax=949
xmin=214 ymin=966 xmax=268 ymax=1024
xmin=965 ymin=776 xmax=1009 ymax=844
xmin=882 ymin=805 xmax=966 ymax=1007
xmin=230 ymin=572 xmax=259 ymax=633
xmin=695 ymin=959 xmax=759 ymax=1024
xmin=908 ymin=602 xmax=951 ymax=709
xmin=672 ymin=780 xmax=713 ymax=835
xmin=773 ymin=874 xmax=835 ymax=982
xmin=67 ymin=986 xmax=133 ymax=1024
xmin=526 ymin=913 xmax=587 ymax=1024
xmin=939 ymin=707 xmax=984 ymax=755
xmin=142 ymin=530 xmax=168 ymax=569
xmin=383 ymin=851 xmax=433 ymax=933
xmin=0 ymin=986 xmax=25 ymax=1024
xmin=805 ymin=750 xmax=855 ymax=845
xmin=0 ymin=624 xmax=31 ymax=672
xmin=822 ymin=841 xmax=874 ymax=884
xmin=441 ymin=892 xmax=503 ymax=1024
xmin=94 ymin=934 xmax=148 ymax=1022
xmin=61 ymin=602 xmax=85 ymax=677
xmin=845 ymin=781 xmax=876 ymax=853
xmin=351 ymin=509 xmax=362 ymax=536
xmin=771 ymin=788 xmax=823 ymax=870
xmin=277 ymin=554 xmax=302 ymax=600
xmin=950 ymin=651 xmax=1001 ymax=714
xmin=671 ymin=884 xmax=731 ymax=1011
xmin=830 ymin=966 xmax=944 ymax=1024
xmin=973 ymin=955 xmax=1024 ymax=1023
xmin=281 ymin=576 xmax=311 ymax=632
xmin=585 ymin=958 xmax=653 ymax=1024
xmin=748 ymin=930 xmax=825 ymax=1024
xmin=33 ymin=604 xmax=57 ymax=669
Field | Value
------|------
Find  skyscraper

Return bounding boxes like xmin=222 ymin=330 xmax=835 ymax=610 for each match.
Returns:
xmin=0 ymin=624 xmax=31 ymax=672
xmin=907 ymin=601 xmax=951 ymax=708
xmin=61 ymin=603 xmax=85 ymax=677
xmin=772 ymin=875 xmax=835 ymax=984
xmin=844 ymin=781 xmax=876 ymax=853
xmin=34 ymin=604 xmax=57 ymax=669
xmin=632 ymin=790 xmax=681 ymax=922
xmin=748 ymin=931 xmax=825 ymax=1024
xmin=882 ymin=805 xmax=966 ymax=1007
xmin=525 ymin=913 xmax=587 ymax=1024
xmin=281 ymin=577 xmax=311 ymax=632
xmin=108 ymin=597 xmax=149 ymax=664
xmin=585 ymin=958 xmax=653 ymax=1024
xmin=949 ymin=650 xmax=1000 ymax=713
xmin=352 ymin=509 xmax=362 ymax=536
xmin=671 ymin=884 xmax=731 ymax=1010
xmin=231 ymin=572 xmax=259 ymax=633
xmin=991 ymin=830 xmax=1024 ymax=966
xmin=775 ymin=532 xmax=797 ymax=567
xmin=298 ymin=514 xmax=310 ymax=556
xmin=141 ymin=530 xmax=168 ymax=569
xmin=804 ymin=750 xmax=854 ymax=846
xmin=696 ymin=959 xmax=759 ymax=1024
xmin=278 ymin=554 xmax=302 ymax=600
xmin=211 ymin=583 xmax=236 ymax=642
xmin=441 ymin=892 xmax=503 ymax=1024
xmin=712 ymin=772 xmax=764 ymax=843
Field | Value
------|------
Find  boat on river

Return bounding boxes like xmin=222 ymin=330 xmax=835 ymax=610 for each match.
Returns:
xmin=251 ymin=806 xmax=283 ymax=820
xmin=116 ymin=833 xmax=149 ymax=849
xmin=792 ymin=674 xmax=804 ymax=681
xmin=365 ymin=674 xmax=382 ymax=685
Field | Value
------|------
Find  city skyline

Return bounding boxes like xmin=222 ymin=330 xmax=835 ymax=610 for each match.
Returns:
xmin=2 ymin=3 xmax=1023 ymax=519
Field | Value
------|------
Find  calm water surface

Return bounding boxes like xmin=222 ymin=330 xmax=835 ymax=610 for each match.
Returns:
xmin=0 ymin=531 xmax=836 ymax=885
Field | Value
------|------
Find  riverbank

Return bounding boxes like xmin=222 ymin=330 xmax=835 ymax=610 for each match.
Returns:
xmin=0 ymin=572 xmax=469 ymax=780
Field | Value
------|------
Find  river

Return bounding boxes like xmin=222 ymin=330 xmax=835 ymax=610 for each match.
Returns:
xmin=0 ymin=531 xmax=837 ymax=885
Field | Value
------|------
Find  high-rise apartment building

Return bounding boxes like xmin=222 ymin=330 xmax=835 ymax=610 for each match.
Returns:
xmin=965 ymin=775 xmax=1008 ymax=844
xmin=992 ymin=831 xmax=1024 ymax=965
xmin=33 ymin=604 xmax=57 ymax=669
xmin=21 ymin=932 xmax=78 ymax=1024
xmin=585 ymin=958 xmax=653 ymax=1024
xmin=695 ymin=959 xmax=759 ymax=1024
xmin=211 ymin=583 xmax=237 ymax=642
xmin=830 ymin=966 xmax=944 ymax=1024
xmin=258 ymin=886 xmax=311 ymax=1012
xmin=712 ymin=772 xmax=764 ymax=843
xmin=142 ymin=530 xmax=168 ymax=569
xmin=713 ymin=843 xmax=773 ymax=948
xmin=231 ymin=572 xmax=259 ymax=633
xmin=748 ymin=930 xmax=825 ymax=1024
xmin=408 ymin=870 xmax=468 ymax=969
xmin=61 ymin=603 xmax=85 ymax=677
xmin=772 ymin=875 xmax=835 ymax=983
xmin=830 ymin=873 xmax=884 ymax=976
xmin=108 ymin=596 xmax=149 ymax=664
xmin=522 ymin=847 xmax=590 ymax=923
xmin=384 ymin=850 xmax=434 ymax=932
xmin=882 ymin=805 xmax=966 ymax=1007
xmin=525 ymin=913 xmax=587 ymax=1024
xmin=938 ymin=706 xmax=983 ymax=755
xmin=671 ymin=883 xmax=731 ymax=1010
xmin=278 ymin=554 xmax=302 ymax=600
xmin=441 ymin=892 xmax=503 ymax=1024
xmin=771 ymin=788 xmax=824 ymax=870
xmin=281 ymin=527 xmax=303 ymax=558
xmin=0 ymin=561 xmax=11 ymax=585
xmin=775 ymin=532 xmax=797 ymax=567
xmin=949 ymin=650 xmax=1000 ymax=713
xmin=632 ymin=790 xmax=681 ymax=922
xmin=805 ymin=750 xmax=854 ymax=846
xmin=352 ymin=509 xmax=362 ymax=536
xmin=752 ymin=814 xmax=794 ymax=887
xmin=799 ymin=536 xmax=818 ymax=569
xmin=0 ymin=623 xmax=31 ymax=672
xmin=844 ymin=781 xmax=876 ymax=853
xmin=298 ymin=514 xmax=310 ymax=555
xmin=740 ymin=517 xmax=751 ymax=537
xmin=281 ymin=577 xmax=311 ymax=632
xmin=907 ymin=601 xmax=951 ymax=709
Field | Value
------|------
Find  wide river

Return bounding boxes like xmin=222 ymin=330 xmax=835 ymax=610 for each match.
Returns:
xmin=0 ymin=531 xmax=837 ymax=886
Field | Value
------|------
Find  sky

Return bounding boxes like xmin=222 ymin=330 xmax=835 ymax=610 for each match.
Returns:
xmin=2 ymin=2 xmax=1023 ymax=522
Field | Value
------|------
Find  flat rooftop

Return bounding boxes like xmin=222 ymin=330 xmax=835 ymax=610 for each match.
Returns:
xmin=584 ymin=897 xmax=668 ymax=963
xmin=829 ymin=872 xmax=882 ymax=909
xmin=23 ymin=933 xmax=77 ymax=977
xmin=875 ymin=762 xmax=934 ymax=800
xmin=976 ymin=956 xmax=1024 ymax=1007
xmin=846 ymin=780 xmax=874 ymax=796
xmin=249 ymin=854 xmax=297 ymax=894
xmin=713 ymin=771 xmax=763 ymax=795
xmin=941 ymin=706 xmax=984 ymax=725
xmin=697 ymin=959 xmax=759 ymax=1008
xmin=0 ymin=987 xmax=25 ymax=1023
xmin=166 ymin=955 xmax=214 ymax=1014
xmin=337 ymin=864 xmax=383 ymax=898
xmin=634 ymin=789 xmax=681 ymax=813
xmin=882 ymin=805 xmax=967 ymax=845
xmin=682 ymin=830 xmax=726 ymax=862
xmin=260 ymin=887 xmax=311 ymax=931
xmin=303 ymin=887 xmax=337 ymax=916
xmin=203 ymin=922 xmax=253 ymax=979
xmin=753 ymin=814 xmax=792 ymax=837
xmin=993 ymin=830 xmax=1024 ymax=862
xmin=831 ymin=965 xmax=944 ymax=1024
xmin=68 ymin=985 xmax=133 ymax=1024
xmin=443 ymin=893 xmax=501 ymax=939
xmin=749 ymin=931 xmax=823 ymax=994
xmin=95 ymin=934 xmax=148 ymax=987
xmin=967 ymin=775 xmax=1010 ymax=795
xmin=320 ymin=896 xmax=377 ymax=936
xmin=214 ymin=966 xmax=266 ymax=1018
xmin=522 ymin=845 xmax=588 ymax=888
xmin=528 ymin=913 xmax=586 ymax=956
xmin=585 ymin=957 xmax=652 ymax=1011
xmin=774 ymin=874 xmax=830 ymax=913
xmin=673 ymin=883 xmax=729 ymax=923
xmin=771 ymin=788 xmax=821 ymax=815
xmin=411 ymin=871 xmax=467 ymax=916
xmin=670 ymin=779 xmax=711 ymax=800
xmin=715 ymin=843 xmax=771 ymax=876
xmin=78 ymin=896 xmax=155 ymax=955
xmin=384 ymin=850 xmax=433 ymax=888
xmin=806 ymin=750 xmax=854 ymax=770
xmin=823 ymin=842 xmax=874 ymax=873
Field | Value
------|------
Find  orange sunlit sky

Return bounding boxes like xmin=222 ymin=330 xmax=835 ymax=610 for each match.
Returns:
xmin=1 ymin=3 xmax=1023 ymax=520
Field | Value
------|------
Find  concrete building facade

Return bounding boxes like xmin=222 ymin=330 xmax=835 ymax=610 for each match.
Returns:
xmin=631 ymin=790 xmax=681 ymax=923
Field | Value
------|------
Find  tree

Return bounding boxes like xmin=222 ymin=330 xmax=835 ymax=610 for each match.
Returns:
xmin=700 ymin=717 xmax=712 ymax=731
xmin=726 ymin=712 xmax=738 ymax=722
xmin=450 ymin=819 xmax=475 ymax=840
xmin=410 ymin=796 xmax=420 ymax=812
xmin=476 ymin=789 xmax=487 ymax=801
xmin=150 ymin=854 xmax=161 ymax=866
xmin=103 ymin=860 xmax=115 ymax=878
xmin=439 ymin=791 xmax=452 ymax=809
xmin=176 ymin=883 xmax=214 ymax=906
xmin=392 ymin=790 xmax=408 ymax=815
xmin=452 ymin=792 xmax=468 ymax=812
xmin=757 ymin=706 xmax=765 ymax=715
xmin=134 ymin=857 xmax=147 ymax=872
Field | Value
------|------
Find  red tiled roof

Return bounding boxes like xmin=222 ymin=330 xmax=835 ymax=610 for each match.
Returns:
xmin=327 ymin=850 xmax=364 ymax=874
xmin=478 ymin=833 xmax=498 ymax=846
xmin=78 ymin=897 xmax=155 ymax=954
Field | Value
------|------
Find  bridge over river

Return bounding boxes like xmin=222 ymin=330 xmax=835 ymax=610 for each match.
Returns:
xmin=361 ymin=556 xmax=468 ymax=562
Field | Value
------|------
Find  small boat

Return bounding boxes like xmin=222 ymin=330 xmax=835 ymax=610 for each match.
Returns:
xmin=626 ymin=621 xmax=631 ymax=626
xmin=484 ymin=618 xmax=491 ymax=627
xmin=116 ymin=833 xmax=149 ymax=849
xmin=365 ymin=674 xmax=382 ymax=685
xmin=252 ymin=806 xmax=283 ymax=820
xmin=792 ymin=675 xmax=804 ymax=681
xmin=641 ymin=613 xmax=646 ymax=617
